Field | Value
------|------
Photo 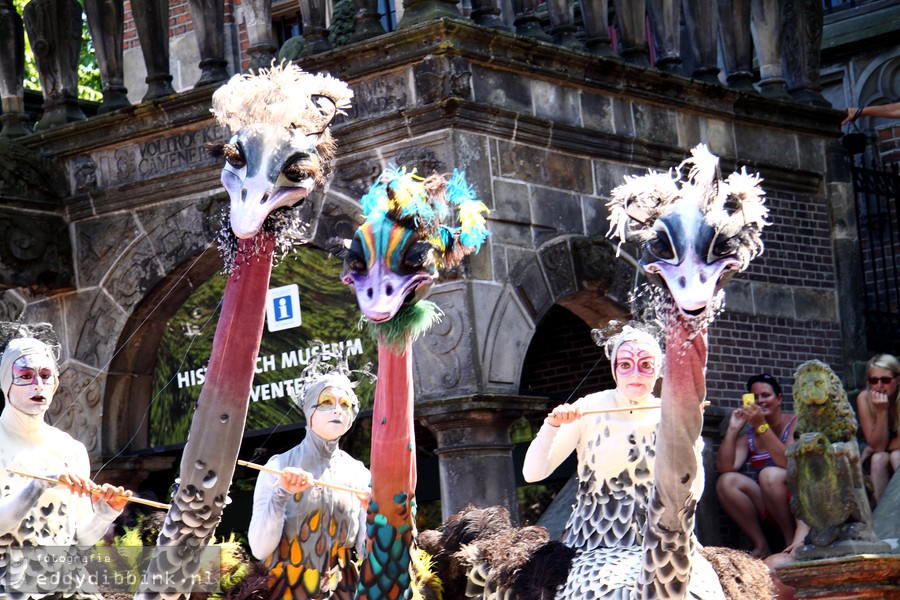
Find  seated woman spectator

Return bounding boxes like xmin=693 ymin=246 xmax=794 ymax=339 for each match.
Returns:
xmin=716 ymin=373 xmax=798 ymax=558
xmin=856 ymin=353 xmax=900 ymax=506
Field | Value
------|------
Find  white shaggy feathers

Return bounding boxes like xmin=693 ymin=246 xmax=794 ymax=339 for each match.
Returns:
xmin=211 ymin=62 xmax=353 ymax=134
xmin=606 ymin=144 xmax=769 ymax=271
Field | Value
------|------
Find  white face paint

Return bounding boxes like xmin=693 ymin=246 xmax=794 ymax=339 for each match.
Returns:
xmin=309 ymin=386 xmax=354 ymax=441
xmin=614 ymin=342 xmax=659 ymax=402
xmin=7 ymin=355 xmax=57 ymax=416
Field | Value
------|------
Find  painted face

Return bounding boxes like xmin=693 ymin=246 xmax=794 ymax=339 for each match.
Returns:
xmin=750 ymin=382 xmax=781 ymax=416
xmin=614 ymin=342 xmax=659 ymax=401
xmin=7 ymin=355 xmax=57 ymax=416
xmin=868 ymin=366 xmax=898 ymax=398
xmin=309 ymin=386 xmax=354 ymax=441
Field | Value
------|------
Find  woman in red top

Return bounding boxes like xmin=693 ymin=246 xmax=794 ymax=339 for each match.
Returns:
xmin=716 ymin=373 xmax=798 ymax=558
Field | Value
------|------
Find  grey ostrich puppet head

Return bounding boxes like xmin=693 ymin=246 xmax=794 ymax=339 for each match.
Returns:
xmin=607 ymin=144 xmax=769 ymax=319
xmin=208 ymin=63 xmax=353 ymax=268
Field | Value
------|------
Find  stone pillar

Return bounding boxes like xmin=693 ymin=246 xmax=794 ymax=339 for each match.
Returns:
xmin=350 ymin=0 xmax=387 ymax=42
xmin=647 ymin=0 xmax=681 ymax=73
xmin=131 ymin=0 xmax=176 ymax=100
xmin=470 ymin=0 xmax=508 ymax=31
xmin=398 ymin=0 xmax=460 ymax=29
xmin=421 ymin=405 xmax=522 ymax=524
xmin=84 ymin=0 xmax=130 ymax=113
xmin=616 ymin=0 xmax=649 ymax=67
xmin=578 ymin=0 xmax=613 ymax=57
xmin=750 ymin=0 xmax=789 ymax=98
xmin=242 ymin=0 xmax=277 ymax=72
xmin=718 ymin=0 xmax=754 ymax=90
xmin=23 ymin=0 xmax=86 ymax=130
xmin=0 ymin=0 xmax=30 ymax=137
xmin=511 ymin=0 xmax=550 ymax=40
xmin=546 ymin=0 xmax=579 ymax=49
xmin=782 ymin=0 xmax=829 ymax=107
xmin=297 ymin=0 xmax=332 ymax=54
xmin=682 ymin=0 xmax=719 ymax=82
xmin=186 ymin=0 xmax=230 ymax=86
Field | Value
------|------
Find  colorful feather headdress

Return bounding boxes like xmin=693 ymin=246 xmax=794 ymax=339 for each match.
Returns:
xmin=606 ymin=144 xmax=769 ymax=273
xmin=359 ymin=165 xmax=490 ymax=271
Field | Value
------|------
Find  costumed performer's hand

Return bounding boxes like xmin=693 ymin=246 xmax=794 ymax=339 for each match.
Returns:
xmin=356 ymin=491 xmax=370 ymax=511
xmin=92 ymin=483 xmax=132 ymax=512
xmin=841 ymin=108 xmax=857 ymax=126
xmin=57 ymin=471 xmax=98 ymax=497
xmin=278 ymin=467 xmax=314 ymax=494
xmin=546 ymin=403 xmax=581 ymax=427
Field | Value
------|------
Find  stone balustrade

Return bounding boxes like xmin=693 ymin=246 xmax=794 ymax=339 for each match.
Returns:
xmin=0 ymin=0 xmax=830 ymax=137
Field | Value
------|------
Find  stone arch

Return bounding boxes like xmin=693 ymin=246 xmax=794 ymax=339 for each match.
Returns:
xmin=480 ymin=235 xmax=638 ymax=396
xmin=100 ymin=190 xmax=363 ymax=459
xmin=854 ymin=55 xmax=900 ymax=114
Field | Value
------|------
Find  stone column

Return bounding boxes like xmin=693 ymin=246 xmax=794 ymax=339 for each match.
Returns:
xmin=23 ymin=0 xmax=86 ymax=130
xmin=616 ymin=0 xmax=649 ymax=66
xmin=242 ymin=0 xmax=277 ymax=72
xmin=682 ymin=0 xmax=719 ymax=82
xmin=511 ymin=0 xmax=551 ymax=40
xmin=647 ymin=0 xmax=681 ymax=73
xmin=297 ymin=0 xmax=332 ymax=54
xmin=546 ymin=0 xmax=580 ymax=49
xmin=782 ymin=0 xmax=829 ymax=107
xmin=470 ymin=0 xmax=508 ymax=31
xmin=130 ymin=0 xmax=176 ymax=100
xmin=350 ymin=0 xmax=387 ymax=42
xmin=750 ymin=0 xmax=789 ymax=98
xmin=578 ymin=0 xmax=613 ymax=57
xmin=0 ymin=0 xmax=30 ymax=137
xmin=398 ymin=0 xmax=460 ymax=29
xmin=718 ymin=0 xmax=754 ymax=90
xmin=84 ymin=0 xmax=130 ymax=113
xmin=421 ymin=404 xmax=524 ymax=524
xmin=186 ymin=0 xmax=230 ymax=86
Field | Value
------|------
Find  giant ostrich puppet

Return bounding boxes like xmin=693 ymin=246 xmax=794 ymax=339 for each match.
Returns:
xmin=421 ymin=144 xmax=775 ymax=600
xmin=339 ymin=165 xmax=489 ymax=599
xmin=136 ymin=63 xmax=352 ymax=598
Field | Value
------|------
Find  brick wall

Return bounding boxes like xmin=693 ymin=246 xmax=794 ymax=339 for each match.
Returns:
xmin=877 ymin=124 xmax=900 ymax=166
xmin=122 ymin=0 xmax=247 ymax=60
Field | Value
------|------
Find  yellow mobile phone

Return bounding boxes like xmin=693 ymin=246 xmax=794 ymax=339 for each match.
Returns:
xmin=742 ymin=393 xmax=755 ymax=407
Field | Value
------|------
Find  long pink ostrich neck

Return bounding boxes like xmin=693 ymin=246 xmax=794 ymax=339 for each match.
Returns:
xmin=656 ymin=321 xmax=707 ymax=514
xmin=139 ymin=236 xmax=273 ymax=598
xmin=370 ymin=337 xmax=416 ymax=515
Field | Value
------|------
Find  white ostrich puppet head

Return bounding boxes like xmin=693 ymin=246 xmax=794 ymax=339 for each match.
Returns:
xmin=607 ymin=144 xmax=769 ymax=318
xmin=209 ymin=63 xmax=353 ymax=260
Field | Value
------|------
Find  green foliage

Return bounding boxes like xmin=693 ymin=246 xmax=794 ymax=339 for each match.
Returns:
xmin=10 ymin=0 xmax=102 ymax=101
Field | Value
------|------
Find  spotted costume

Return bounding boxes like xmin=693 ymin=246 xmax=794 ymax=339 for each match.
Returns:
xmin=248 ymin=373 xmax=370 ymax=600
xmin=523 ymin=388 xmax=723 ymax=598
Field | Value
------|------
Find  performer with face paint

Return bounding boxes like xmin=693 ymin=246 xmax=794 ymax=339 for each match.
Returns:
xmin=522 ymin=325 xmax=663 ymax=551
xmin=248 ymin=371 xmax=371 ymax=600
xmin=0 ymin=326 xmax=131 ymax=597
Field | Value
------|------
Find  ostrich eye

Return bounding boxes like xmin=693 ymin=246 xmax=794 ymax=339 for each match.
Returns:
xmin=648 ymin=229 xmax=676 ymax=261
xmin=709 ymin=232 xmax=738 ymax=260
xmin=223 ymin=144 xmax=245 ymax=169
xmin=282 ymin=155 xmax=312 ymax=183
xmin=345 ymin=238 xmax=367 ymax=273
xmin=401 ymin=241 xmax=436 ymax=273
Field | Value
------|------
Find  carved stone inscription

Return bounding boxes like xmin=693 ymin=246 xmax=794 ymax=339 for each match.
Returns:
xmin=67 ymin=123 xmax=226 ymax=192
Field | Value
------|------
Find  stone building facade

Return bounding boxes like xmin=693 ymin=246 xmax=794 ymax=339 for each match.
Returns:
xmin=0 ymin=0 xmax=896 ymax=547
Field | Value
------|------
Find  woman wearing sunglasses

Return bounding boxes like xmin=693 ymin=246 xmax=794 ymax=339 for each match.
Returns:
xmin=856 ymin=353 xmax=900 ymax=506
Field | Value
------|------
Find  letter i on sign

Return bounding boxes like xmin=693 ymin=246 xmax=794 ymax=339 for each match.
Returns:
xmin=266 ymin=284 xmax=302 ymax=332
